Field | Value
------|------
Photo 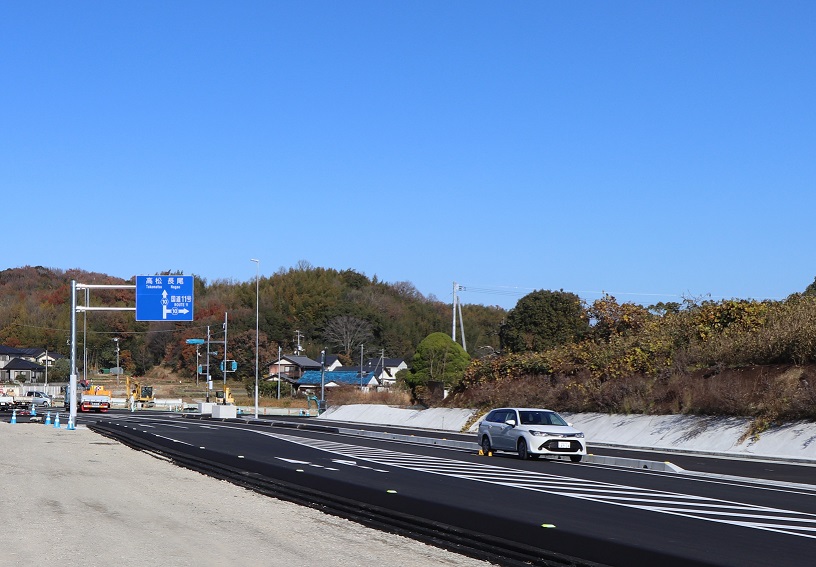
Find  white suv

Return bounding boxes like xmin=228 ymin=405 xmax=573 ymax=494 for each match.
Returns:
xmin=478 ymin=408 xmax=586 ymax=462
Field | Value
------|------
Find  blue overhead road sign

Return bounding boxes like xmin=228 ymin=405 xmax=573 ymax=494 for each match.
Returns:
xmin=136 ymin=275 xmax=194 ymax=321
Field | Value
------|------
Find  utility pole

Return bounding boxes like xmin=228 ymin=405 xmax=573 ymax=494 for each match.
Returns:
xmin=320 ymin=349 xmax=326 ymax=405
xmin=452 ymin=281 xmax=466 ymax=351
xmin=294 ymin=330 xmax=304 ymax=355
xmin=452 ymin=281 xmax=458 ymax=342
xmin=380 ymin=349 xmax=385 ymax=387
xmin=113 ymin=338 xmax=119 ymax=385
xmin=360 ymin=344 xmax=364 ymax=390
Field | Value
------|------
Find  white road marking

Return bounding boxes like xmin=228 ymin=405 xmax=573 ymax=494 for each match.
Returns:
xmin=262 ymin=431 xmax=816 ymax=540
xmin=153 ymin=434 xmax=194 ymax=446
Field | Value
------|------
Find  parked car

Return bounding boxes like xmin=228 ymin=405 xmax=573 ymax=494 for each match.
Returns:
xmin=22 ymin=391 xmax=52 ymax=407
xmin=478 ymin=407 xmax=587 ymax=462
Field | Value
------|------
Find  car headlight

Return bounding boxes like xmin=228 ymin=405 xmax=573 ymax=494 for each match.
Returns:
xmin=575 ymin=432 xmax=585 ymax=438
xmin=529 ymin=430 xmax=548 ymax=437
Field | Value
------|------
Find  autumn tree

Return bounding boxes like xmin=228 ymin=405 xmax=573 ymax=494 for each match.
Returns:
xmin=323 ymin=315 xmax=373 ymax=357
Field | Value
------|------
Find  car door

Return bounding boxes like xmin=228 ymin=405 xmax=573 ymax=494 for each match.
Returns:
xmin=493 ymin=409 xmax=518 ymax=450
xmin=501 ymin=409 xmax=521 ymax=449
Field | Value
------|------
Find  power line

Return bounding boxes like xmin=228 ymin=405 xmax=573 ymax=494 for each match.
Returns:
xmin=457 ymin=283 xmax=786 ymax=303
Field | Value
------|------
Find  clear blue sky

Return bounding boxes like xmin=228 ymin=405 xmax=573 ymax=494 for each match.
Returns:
xmin=3 ymin=1 xmax=815 ymax=310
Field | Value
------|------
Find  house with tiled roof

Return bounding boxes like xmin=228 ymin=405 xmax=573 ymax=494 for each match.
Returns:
xmin=0 ymin=345 xmax=63 ymax=383
xmin=266 ymin=353 xmax=345 ymax=382
xmin=296 ymin=369 xmax=378 ymax=392
xmin=362 ymin=357 xmax=407 ymax=387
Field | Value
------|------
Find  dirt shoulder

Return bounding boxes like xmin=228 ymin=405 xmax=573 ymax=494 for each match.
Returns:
xmin=0 ymin=421 xmax=491 ymax=567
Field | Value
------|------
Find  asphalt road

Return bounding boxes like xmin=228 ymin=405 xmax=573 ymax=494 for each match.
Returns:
xmin=84 ymin=412 xmax=816 ymax=567
xmin=276 ymin=414 xmax=816 ymax=485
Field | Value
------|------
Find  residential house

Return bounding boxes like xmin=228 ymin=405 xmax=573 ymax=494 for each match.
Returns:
xmin=0 ymin=345 xmax=48 ymax=383
xmin=362 ymin=357 xmax=408 ymax=387
xmin=266 ymin=355 xmax=322 ymax=383
xmin=296 ymin=369 xmax=378 ymax=392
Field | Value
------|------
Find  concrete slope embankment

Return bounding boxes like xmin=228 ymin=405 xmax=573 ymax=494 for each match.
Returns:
xmin=318 ymin=404 xmax=816 ymax=463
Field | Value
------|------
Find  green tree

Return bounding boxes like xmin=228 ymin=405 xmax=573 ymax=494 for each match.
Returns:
xmin=499 ymin=290 xmax=588 ymax=353
xmin=804 ymin=276 xmax=816 ymax=296
xmin=402 ymin=332 xmax=470 ymax=393
xmin=47 ymin=358 xmax=71 ymax=381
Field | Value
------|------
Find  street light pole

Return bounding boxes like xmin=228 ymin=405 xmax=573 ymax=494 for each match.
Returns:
xmin=113 ymin=338 xmax=119 ymax=385
xmin=205 ymin=325 xmax=211 ymax=403
xmin=360 ymin=344 xmax=364 ymax=390
xmin=277 ymin=345 xmax=281 ymax=400
xmin=250 ymin=258 xmax=260 ymax=419
xmin=320 ymin=349 xmax=326 ymax=407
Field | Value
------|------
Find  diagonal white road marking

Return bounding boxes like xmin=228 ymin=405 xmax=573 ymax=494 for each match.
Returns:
xmin=259 ymin=430 xmax=816 ymax=539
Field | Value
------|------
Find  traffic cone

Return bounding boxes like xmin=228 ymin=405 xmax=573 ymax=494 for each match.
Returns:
xmin=67 ymin=417 xmax=75 ymax=431
xmin=45 ymin=412 xmax=51 ymax=425
xmin=31 ymin=404 xmax=37 ymax=417
xmin=10 ymin=409 xmax=16 ymax=424
xmin=53 ymin=413 xmax=60 ymax=428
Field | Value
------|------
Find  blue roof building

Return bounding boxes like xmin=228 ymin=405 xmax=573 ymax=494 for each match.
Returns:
xmin=297 ymin=369 xmax=379 ymax=390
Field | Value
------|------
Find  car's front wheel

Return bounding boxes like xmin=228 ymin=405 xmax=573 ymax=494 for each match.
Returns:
xmin=517 ymin=439 xmax=530 ymax=460
xmin=570 ymin=455 xmax=583 ymax=463
xmin=481 ymin=436 xmax=492 ymax=456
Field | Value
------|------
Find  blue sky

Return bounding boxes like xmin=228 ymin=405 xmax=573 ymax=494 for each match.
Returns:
xmin=3 ymin=1 xmax=815 ymax=310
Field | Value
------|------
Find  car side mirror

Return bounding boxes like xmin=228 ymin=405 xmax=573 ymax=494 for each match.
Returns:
xmin=505 ymin=419 xmax=516 ymax=427
xmin=567 ymin=422 xmax=573 ymax=427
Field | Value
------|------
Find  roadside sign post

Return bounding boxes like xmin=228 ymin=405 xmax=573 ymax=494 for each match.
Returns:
xmin=69 ymin=276 xmax=195 ymax=428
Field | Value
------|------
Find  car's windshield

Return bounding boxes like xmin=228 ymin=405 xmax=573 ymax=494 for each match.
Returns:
xmin=518 ymin=411 xmax=568 ymax=426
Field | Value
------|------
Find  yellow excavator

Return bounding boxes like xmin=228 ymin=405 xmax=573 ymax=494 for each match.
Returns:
xmin=126 ymin=376 xmax=155 ymax=408
xmin=214 ymin=385 xmax=235 ymax=405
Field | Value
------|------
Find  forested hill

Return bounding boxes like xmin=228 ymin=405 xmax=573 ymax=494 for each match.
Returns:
xmin=0 ymin=265 xmax=505 ymax=381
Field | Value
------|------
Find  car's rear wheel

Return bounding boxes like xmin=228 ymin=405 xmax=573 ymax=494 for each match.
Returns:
xmin=517 ymin=439 xmax=530 ymax=460
xmin=570 ymin=455 xmax=583 ymax=463
xmin=481 ymin=436 xmax=492 ymax=455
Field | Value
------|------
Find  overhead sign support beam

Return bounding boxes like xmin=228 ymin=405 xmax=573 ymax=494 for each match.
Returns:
xmin=69 ymin=282 xmax=136 ymax=430
xmin=69 ymin=277 xmax=194 ymax=429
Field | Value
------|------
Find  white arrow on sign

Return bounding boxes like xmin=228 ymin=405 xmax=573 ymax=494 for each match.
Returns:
xmin=162 ymin=304 xmax=190 ymax=319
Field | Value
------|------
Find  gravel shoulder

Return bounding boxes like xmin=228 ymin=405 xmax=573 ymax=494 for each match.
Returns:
xmin=0 ymin=421 xmax=492 ymax=567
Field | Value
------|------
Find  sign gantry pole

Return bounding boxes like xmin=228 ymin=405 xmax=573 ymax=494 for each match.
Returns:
xmin=69 ymin=277 xmax=194 ymax=429
xmin=69 ymin=280 xmax=78 ymax=427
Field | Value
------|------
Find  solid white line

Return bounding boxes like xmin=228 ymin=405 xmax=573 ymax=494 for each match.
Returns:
xmin=153 ymin=434 xmax=194 ymax=446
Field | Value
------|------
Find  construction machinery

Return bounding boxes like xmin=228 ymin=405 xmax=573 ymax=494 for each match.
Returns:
xmin=214 ymin=385 xmax=235 ymax=405
xmin=126 ymin=376 xmax=155 ymax=408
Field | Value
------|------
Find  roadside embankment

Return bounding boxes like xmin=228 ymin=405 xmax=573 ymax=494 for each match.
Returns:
xmin=318 ymin=405 xmax=816 ymax=463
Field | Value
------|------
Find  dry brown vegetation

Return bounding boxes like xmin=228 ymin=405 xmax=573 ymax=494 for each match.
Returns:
xmin=447 ymin=293 xmax=816 ymax=425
